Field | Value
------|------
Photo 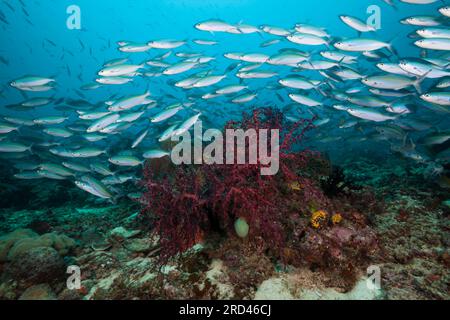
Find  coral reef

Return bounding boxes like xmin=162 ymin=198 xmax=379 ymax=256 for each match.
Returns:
xmin=139 ymin=108 xmax=382 ymax=288
xmin=0 ymin=177 xmax=447 ymax=300
xmin=0 ymin=228 xmax=76 ymax=292
xmin=6 ymin=247 xmax=66 ymax=286
xmin=373 ymin=194 xmax=449 ymax=299
xmin=0 ymin=112 xmax=448 ymax=301
xmin=0 ymin=229 xmax=76 ymax=262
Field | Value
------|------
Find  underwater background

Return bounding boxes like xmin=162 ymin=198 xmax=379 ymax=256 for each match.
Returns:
xmin=0 ymin=0 xmax=449 ymax=300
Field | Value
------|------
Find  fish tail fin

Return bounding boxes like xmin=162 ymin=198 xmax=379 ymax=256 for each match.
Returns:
xmin=402 ymin=133 xmax=408 ymax=148
xmin=109 ymin=196 xmax=119 ymax=205
xmin=409 ymin=138 xmax=416 ymax=150
xmin=28 ymin=143 xmax=34 ymax=155
xmin=413 ymin=69 xmax=431 ymax=94
xmin=184 ymin=40 xmax=192 ymax=50
xmin=325 ymin=80 xmax=336 ymax=90
xmin=304 ymin=58 xmax=315 ymax=69
xmin=386 ymin=98 xmax=399 ymax=109
xmin=337 ymin=56 xmax=346 ymax=67
xmin=387 ymin=43 xmax=398 ymax=57
xmin=317 ymin=87 xmax=328 ymax=97
xmin=317 ymin=88 xmax=327 ymax=98
xmin=412 ymin=80 xmax=422 ymax=95
xmin=387 ymin=34 xmax=400 ymax=56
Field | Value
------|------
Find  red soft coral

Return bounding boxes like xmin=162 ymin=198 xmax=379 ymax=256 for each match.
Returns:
xmin=140 ymin=107 xmax=328 ymax=265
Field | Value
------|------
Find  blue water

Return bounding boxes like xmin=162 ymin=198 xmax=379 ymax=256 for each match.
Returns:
xmin=0 ymin=0 xmax=442 ymax=102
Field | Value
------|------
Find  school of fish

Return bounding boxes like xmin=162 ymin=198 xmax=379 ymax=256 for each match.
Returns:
xmin=1 ymin=0 xmax=449 ymax=200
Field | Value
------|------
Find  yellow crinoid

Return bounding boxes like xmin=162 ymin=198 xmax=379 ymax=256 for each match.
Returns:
xmin=310 ymin=210 xmax=327 ymax=229
xmin=331 ymin=213 xmax=343 ymax=225
xmin=289 ymin=181 xmax=303 ymax=191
